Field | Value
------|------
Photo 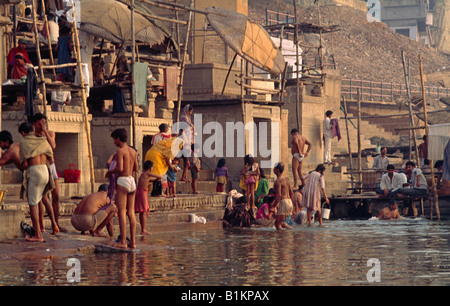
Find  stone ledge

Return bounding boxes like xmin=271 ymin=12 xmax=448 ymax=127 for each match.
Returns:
xmin=2 ymin=193 xmax=228 ymax=217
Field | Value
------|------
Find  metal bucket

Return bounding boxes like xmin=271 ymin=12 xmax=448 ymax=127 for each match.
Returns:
xmin=322 ymin=202 xmax=331 ymax=220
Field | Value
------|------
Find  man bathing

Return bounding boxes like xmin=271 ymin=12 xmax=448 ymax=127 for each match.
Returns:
xmin=273 ymin=162 xmax=294 ymax=230
xmin=71 ymin=184 xmax=117 ymax=237
xmin=377 ymin=199 xmax=402 ymax=220
xmin=291 ymin=129 xmax=311 ymax=188
xmin=106 ymin=128 xmax=138 ymax=249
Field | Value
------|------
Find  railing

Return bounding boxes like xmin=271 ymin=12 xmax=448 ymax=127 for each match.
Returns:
xmin=341 ymin=78 xmax=450 ymax=103
xmin=265 ymin=9 xmax=296 ymax=28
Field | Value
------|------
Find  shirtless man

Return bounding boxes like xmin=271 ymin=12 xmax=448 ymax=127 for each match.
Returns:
xmin=273 ymin=162 xmax=294 ymax=230
xmin=291 ymin=129 xmax=311 ymax=187
xmin=106 ymin=128 xmax=138 ymax=249
xmin=19 ymin=122 xmax=58 ymax=242
xmin=32 ymin=113 xmax=66 ymax=232
xmin=1 ymin=129 xmax=59 ymax=235
xmin=0 ymin=130 xmax=22 ymax=170
xmin=377 ymin=199 xmax=402 ymax=220
xmin=71 ymin=184 xmax=117 ymax=237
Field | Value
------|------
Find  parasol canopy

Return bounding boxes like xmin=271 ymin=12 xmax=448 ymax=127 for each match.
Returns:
xmin=206 ymin=6 xmax=286 ymax=75
xmin=78 ymin=0 xmax=168 ymax=46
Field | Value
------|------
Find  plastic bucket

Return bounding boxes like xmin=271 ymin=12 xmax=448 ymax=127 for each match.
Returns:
xmin=322 ymin=202 xmax=331 ymax=220
xmin=189 ymin=213 xmax=196 ymax=223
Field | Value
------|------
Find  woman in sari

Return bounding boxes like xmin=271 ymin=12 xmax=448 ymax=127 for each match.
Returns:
xmin=145 ymin=136 xmax=184 ymax=177
xmin=144 ymin=136 xmax=183 ymax=196
xmin=11 ymin=53 xmax=33 ymax=79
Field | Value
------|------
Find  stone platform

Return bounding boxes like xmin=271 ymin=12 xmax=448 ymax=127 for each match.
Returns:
xmin=0 ymin=193 xmax=228 ymax=240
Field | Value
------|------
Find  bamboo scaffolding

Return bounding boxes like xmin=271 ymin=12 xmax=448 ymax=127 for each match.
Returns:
xmin=235 ymin=82 xmax=287 ymax=94
xmin=419 ymin=55 xmax=440 ymax=220
xmin=31 ymin=0 xmax=47 ymax=115
xmin=342 ymin=96 xmax=354 ymax=190
xmin=40 ymin=0 xmax=56 ymax=80
xmin=357 ymin=89 xmax=362 ymax=193
xmin=175 ymin=0 xmax=194 ymax=121
xmin=131 ymin=0 xmax=136 ymax=147
xmin=70 ymin=1 xmax=96 ymax=194
xmin=402 ymin=50 xmax=420 ymax=166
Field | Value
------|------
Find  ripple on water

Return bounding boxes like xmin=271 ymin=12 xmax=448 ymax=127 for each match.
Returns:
xmin=1 ymin=219 xmax=450 ymax=285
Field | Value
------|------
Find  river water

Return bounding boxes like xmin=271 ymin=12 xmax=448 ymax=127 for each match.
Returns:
xmin=1 ymin=218 xmax=450 ymax=286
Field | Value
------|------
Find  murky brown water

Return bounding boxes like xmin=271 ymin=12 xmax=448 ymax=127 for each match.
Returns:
xmin=1 ymin=218 xmax=450 ymax=286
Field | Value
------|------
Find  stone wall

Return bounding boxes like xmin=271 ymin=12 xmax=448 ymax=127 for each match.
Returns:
xmin=284 ymin=68 xmax=342 ymax=171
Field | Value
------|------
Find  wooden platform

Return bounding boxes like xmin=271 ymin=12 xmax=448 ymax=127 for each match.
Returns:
xmin=330 ymin=194 xmax=450 ymax=220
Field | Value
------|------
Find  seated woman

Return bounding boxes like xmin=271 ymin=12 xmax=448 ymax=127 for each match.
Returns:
xmin=254 ymin=196 xmax=277 ymax=227
xmin=11 ymin=53 xmax=33 ymax=79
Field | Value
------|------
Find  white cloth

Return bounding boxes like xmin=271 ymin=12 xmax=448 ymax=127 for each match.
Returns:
xmin=74 ymin=63 xmax=90 ymax=97
xmin=380 ymin=172 xmax=407 ymax=192
xmin=48 ymin=20 xmax=59 ymax=44
xmin=78 ymin=31 xmax=95 ymax=87
xmin=429 ymin=123 xmax=450 ymax=161
xmin=293 ymin=153 xmax=304 ymax=162
xmin=323 ymin=135 xmax=332 ymax=163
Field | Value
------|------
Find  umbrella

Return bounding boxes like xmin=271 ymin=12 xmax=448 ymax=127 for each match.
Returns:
xmin=205 ymin=6 xmax=285 ymax=75
xmin=78 ymin=0 xmax=168 ymax=46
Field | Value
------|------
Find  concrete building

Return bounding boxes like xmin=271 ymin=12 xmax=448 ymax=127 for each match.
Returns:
xmin=379 ymin=0 xmax=434 ymax=45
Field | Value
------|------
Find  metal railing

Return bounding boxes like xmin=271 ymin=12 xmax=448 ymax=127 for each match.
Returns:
xmin=341 ymin=78 xmax=450 ymax=103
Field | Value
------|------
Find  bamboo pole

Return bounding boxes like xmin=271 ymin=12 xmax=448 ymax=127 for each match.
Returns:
xmin=279 ymin=62 xmax=288 ymax=105
xmin=31 ymin=0 xmax=47 ymax=115
xmin=134 ymin=7 xmax=187 ymax=25
xmin=402 ymin=51 xmax=420 ymax=167
xmin=176 ymin=0 xmax=194 ymax=122
xmin=40 ymin=0 xmax=56 ymax=80
xmin=221 ymin=53 xmax=237 ymax=95
xmin=342 ymin=96 xmax=354 ymax=191
xmin=34 ymin=63 xmax=78 ymax=70
xmin=419 ymin=54 xmax=440 ymax=220
xmin=70 ymin=1 xmax=96 ymax=194
xmin=240 ymin=59 xmax=245 ymax=128
xmin=293 ymin=0 xmax=300 ymax=131
xmin=357 ymin=88 xmax=362 ymax=193
xmin=131 ymin=0 xmax=136 ymax=148
xmin=236 ymin=82 xmax=286 ymax=94
xmin=107 ymin=43 xmax=124 ymax=85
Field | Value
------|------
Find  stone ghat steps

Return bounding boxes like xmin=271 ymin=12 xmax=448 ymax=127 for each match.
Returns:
xmin=2 ymin=193 xmax=228 ymax=218
xmin=1 ymin=169 xmax=224 ymax=199
xmin=285 ymin=152 xmax=350 ymax=196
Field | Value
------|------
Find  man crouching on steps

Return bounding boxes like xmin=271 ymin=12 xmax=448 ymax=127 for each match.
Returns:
xmin=71 ymin=184 xmax=117 ymax=237
xmin=106 ymin=128 xmax=138 ymax=249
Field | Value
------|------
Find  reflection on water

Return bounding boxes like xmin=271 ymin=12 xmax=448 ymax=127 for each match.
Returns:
xmin=2 ymin=218 xmax=450 ymax=286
